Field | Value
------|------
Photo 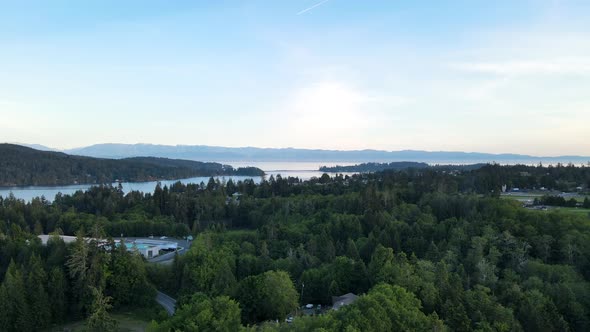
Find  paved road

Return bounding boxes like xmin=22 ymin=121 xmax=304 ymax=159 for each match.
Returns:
xmin=156 ymin=291 xmax=177 ymax=315
xmin=148 ymin=248 xmax=186 ymax=264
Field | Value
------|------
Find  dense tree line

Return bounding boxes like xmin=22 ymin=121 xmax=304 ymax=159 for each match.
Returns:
xmin=0 ymin=144 xmax=263 ymax=186
xmin=320 ymin=162 xmax=590 ymax=193
xmin=469 ymin=163 xmax=590 ymax=193
xmin=0 ymin=230 xmax=154 ymax=331
xmin=1 ymin=165 xmax=590 ymax=331
xmin=534 ymin=195 xmax=590 ymax=208
xmin=320 ymin=161 xmax=429 ymax=172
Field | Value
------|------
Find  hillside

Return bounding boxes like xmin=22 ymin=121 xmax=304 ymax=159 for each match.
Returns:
xmin=0 ymin=144 xmax=264 ymax=186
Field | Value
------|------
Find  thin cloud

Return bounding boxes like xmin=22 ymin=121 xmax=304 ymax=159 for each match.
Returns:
xmin=450 ymin=58 xmax=590 ymax=75
xmin=297 ymin=0 xmax=330 ymax=15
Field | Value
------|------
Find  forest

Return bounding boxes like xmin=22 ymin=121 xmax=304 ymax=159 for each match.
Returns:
xmin=319 ymin=161 xmax=429 ymax=172
xmin=0 ymin=144 xmax=264 ymax=186
xmin=320 ymin=162 xmax=590 ymax=193
xmin=0 ymin=163 xmax=589 ymax=331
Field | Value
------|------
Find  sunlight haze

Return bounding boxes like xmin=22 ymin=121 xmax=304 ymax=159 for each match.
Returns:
xmin=1 ymin=1 xmax=589 ymax=155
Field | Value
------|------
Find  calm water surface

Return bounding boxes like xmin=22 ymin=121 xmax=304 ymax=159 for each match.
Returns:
xmin=0 ymin=161 xmax=356 ymax=202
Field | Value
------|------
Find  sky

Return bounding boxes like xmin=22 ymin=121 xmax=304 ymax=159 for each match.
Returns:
xmin=1 ymin=0 xmax=589 ymax=155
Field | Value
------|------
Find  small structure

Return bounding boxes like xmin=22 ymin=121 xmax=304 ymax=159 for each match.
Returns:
xmin=331 ymin=293 xmax=358 ymax=311
xmin=226 ymin=192 xmax=242 ymax=205
xmin=123 ymin=242 xmax=160 ymax=258
xmin=38 ymin=234 xmax=78 ymax=245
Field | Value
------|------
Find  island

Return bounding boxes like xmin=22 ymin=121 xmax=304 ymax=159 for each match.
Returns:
xmin=319 ymin=161 xmax=430 ymax=173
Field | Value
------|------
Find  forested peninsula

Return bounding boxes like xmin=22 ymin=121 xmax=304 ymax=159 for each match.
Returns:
xmin=320 ymin=161 xmax=430 ymax=172
xmin=0 ymin=144 xmax=264 ymax=186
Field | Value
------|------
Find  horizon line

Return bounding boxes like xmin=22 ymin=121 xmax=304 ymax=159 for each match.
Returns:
xmin=5 ymin=142 xmax=590 ymax=159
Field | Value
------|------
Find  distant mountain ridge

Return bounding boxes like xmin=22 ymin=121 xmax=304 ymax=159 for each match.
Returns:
xmin=8 ymin=142 xmax=59 ymax=152
xmin=0 ymin=144 xmax=264 ymax=186
xmin=62 ymin=143 xmax=590 ymax=164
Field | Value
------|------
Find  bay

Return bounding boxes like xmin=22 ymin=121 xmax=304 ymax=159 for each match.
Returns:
xmin=0 ymin=161 xmax=356 ymax=202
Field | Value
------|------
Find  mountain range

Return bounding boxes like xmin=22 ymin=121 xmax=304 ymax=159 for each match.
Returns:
xmin=7 ymin=143 xmax=590 ymax=165
xmin=55 ymin=143 xmax=590 ymax=164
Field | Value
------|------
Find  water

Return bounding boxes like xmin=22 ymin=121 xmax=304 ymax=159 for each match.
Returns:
xmin=3 ymin=159 xmax=581 ymax=202
xmin=0 ymin=162 xmax=355 ymax=202
xmin=124 ymin=243 xmax=151 ymax=250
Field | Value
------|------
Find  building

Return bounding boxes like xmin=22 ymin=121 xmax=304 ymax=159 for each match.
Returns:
xmin=331 ymin=293 xmax=358 ymax=311
xmin=38 ymin=235 xmax=178 ymax=259
xmin=38 ymin=234 xmax=78 ymax=245
xmin=122 ymin=241 xmax=160 ymax=258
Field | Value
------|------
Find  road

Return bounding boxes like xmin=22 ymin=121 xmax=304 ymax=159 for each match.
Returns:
xmin=156 ymin=291 xmax=177 ymax=315
xmin=147 ymin=238 xmax=189 ymax=315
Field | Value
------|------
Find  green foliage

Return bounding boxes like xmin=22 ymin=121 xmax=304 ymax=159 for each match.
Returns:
xmin=334 ymin=284 xmax=443 ymax=332
xmin=237 ymin=270 xmax=299 ymax=323
xmin=0 ymin=261 xmax=32 ymax=331
xmin=1 ymin=164 xmax=590 ymax=330
xmin=86 ymin=286 xmax=118 ymax=332
xmin=108 ymin=240 xmax=156 ymax=307
xmin=25 ymin=254 xmax=51 ymax=328
xmin=48 ymin=266 xmax=68 ymax=323
xmin=151 ymin=293 xmax=242 ymax=332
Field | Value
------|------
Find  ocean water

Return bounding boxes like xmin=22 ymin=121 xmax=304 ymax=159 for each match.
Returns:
xmin=0 ymin=161 xmax=354 ymax=202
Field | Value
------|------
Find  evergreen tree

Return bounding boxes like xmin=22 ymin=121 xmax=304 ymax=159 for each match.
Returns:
xmin=67 ymin=231 xmax=91 ymax=314
xmin=0 ymin=284 xmax=10 ymax=330
xmin=48 ymin=267 xmax=68 ymax=323
xmin=87 ymin=287 xmax=117 ymax=332
xmin=26 ymin=255 xmax=50 ymax=329
xmin=345 ymin=238 xmax=361 ymax=261
xmin=2 ymin=261 xmax=31 ymax=331
xmin=109 ymin=239 xmax=155 ymax=307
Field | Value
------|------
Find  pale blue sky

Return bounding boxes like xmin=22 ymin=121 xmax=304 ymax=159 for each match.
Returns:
xmin=1 ymin=1 xmax=589 ymax=155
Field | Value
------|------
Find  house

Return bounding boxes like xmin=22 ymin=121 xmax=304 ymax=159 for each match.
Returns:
xmin=38 ymin=234 xmax=78 ymax=245
xmin=331 ymin=293 xmax=358 ymax=311
xmin=226 ymin=192 xmax=242 ymax=205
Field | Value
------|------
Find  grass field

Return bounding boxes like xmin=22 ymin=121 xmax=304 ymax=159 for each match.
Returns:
xmin=551 ymin=207 xmax=590 ymax=215
xmin=500 ymin=194 xmax=541 ymax=202
xmin=501 ymin=193 xmax=589 ymax=203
